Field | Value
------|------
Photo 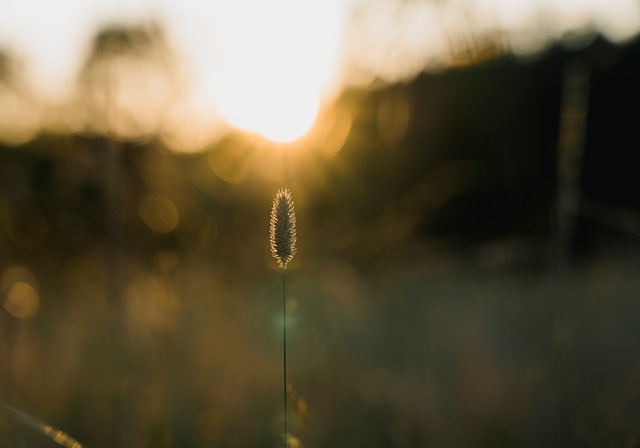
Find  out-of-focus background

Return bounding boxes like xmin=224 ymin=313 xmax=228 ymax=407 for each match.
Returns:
xmin=0 ymin=0 xmax=639 ymax=446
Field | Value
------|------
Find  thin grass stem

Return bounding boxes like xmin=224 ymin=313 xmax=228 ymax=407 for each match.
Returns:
xmin=269 ymin=187 xmax=296 ymax=447
xmin=283 ymin=268 xmax=288 ymax=448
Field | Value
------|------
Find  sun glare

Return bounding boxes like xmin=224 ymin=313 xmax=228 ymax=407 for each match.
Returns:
xmin=220 ymin=83 xmax=320 ymax=143
xmin=211 ymin=0 xmax=342 ymax=143
xmin=1 ymin=0 xmax=638 ymax=149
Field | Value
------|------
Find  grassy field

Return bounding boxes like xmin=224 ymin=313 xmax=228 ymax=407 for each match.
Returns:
xmin=1 ymin=34 xmax=639 ymax=447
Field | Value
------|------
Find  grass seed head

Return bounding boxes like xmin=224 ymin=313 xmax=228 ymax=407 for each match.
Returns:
xmin=270 ymin=188 xmax=297 ymax=269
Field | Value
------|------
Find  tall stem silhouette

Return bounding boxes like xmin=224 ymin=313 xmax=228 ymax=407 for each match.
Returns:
xmin=269 ymin=188 xmax=297 ymax=448
xmin=282 ymin=269 xmax=288 ymax=448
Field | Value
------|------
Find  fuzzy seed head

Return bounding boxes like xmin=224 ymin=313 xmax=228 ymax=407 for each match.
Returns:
xmin=270 ymin=188 xmax=297 ymax=269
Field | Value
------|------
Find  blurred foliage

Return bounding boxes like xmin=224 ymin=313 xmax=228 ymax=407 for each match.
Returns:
xmin=79 ymin=24 xmax=181 ymax=140
xmin=0 ymin=22 xmax=639 ymax=448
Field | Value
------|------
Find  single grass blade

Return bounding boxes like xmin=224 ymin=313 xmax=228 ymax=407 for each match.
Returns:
xmin=4 ymin=404 xmax=85 ymax=448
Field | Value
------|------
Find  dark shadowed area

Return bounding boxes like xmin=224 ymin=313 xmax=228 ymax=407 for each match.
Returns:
xmin=0 ymin=22 xmax=639 ymax=448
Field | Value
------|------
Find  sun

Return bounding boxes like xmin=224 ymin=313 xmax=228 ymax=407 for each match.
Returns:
xmin=218 ymin=76 xmax=320 ymax=143
xmin=211 ymin=0 xmax=343 ymax=143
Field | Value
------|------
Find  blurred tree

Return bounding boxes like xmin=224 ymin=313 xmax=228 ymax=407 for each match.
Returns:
xmin=0 ymin=50 xmax=40 ymax=145
xmin=79 ymin=23 xmax=181 ymax=140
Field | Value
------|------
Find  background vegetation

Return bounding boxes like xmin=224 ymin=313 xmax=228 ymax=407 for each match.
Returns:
xmin=0 ymin=18 xmax=639 ymax=448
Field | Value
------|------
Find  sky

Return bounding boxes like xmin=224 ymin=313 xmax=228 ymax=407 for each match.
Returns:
xmin=0 ymin=0 xmax=638 ymax=148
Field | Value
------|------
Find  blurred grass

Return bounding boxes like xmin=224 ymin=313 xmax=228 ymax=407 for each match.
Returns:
xmin=0 ymin=35 xmax=639 ymax=448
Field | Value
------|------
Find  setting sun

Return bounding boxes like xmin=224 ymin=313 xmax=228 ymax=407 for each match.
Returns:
xmin=1 ymin=0 xmax=638 ymax=149
xmin=211 ymin=0 xmax=343 ymax=142
xmin=218 ymin=75 xmax=320 ymax=143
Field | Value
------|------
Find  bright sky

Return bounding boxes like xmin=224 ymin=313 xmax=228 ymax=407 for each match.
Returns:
xmin=0 ymin=0 xmax=638 ymax=148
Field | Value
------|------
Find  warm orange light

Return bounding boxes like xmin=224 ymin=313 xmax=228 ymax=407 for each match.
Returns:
xmin=220 ymin=86 xmax=319 ymax=143
xmin=4 ymin=0 xmax=637 ymax=150
xmin=212 ymin=0 xmax=342 ymax=143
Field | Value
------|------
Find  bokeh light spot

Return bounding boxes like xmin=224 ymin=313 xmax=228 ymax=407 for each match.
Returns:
xmin=3 ymin=282 xmax=40 ymax=319
xmin=1 ymin=266 xmax=40 ymax=319
xmin=207 ymin=144 xmax=251 ymax=184
xmin=125 ymin=276 xmax=173 ymax=322
xmin=308 ymin=108 xmax=352 ymax=158
xmin=139 ymin=193 xmax=180 ymax=234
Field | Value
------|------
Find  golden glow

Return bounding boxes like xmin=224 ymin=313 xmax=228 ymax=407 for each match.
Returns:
xmin=125 ymin=275 xmax=172 ymax=321
xmin=139 ymin=193 xmax=180 ymax=234
xmin=208 ymin=143 xmax=252 ymax=183
xmin=220 ymin=89 xmax=319 ymax=143
xmin=0 ymin=84 xmax=40 ymax=145
xmin=3 ymin=281 xmax=40 ymax=319
xmin=0 ymin=0 xmax=639 ymax=148
xmin=1 ymin=266 xmax=40 ymax=319
xmin=212 ymin=0 xmax=342 ymax=142
xmin=306 ymin=107 xmax=352 ymax=158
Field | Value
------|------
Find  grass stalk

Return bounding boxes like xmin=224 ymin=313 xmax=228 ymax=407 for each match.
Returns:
xmin=282 ymin=268 xmax=288 ymax=448
xmin=269 ymin=187 xmax=297 ymax=447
